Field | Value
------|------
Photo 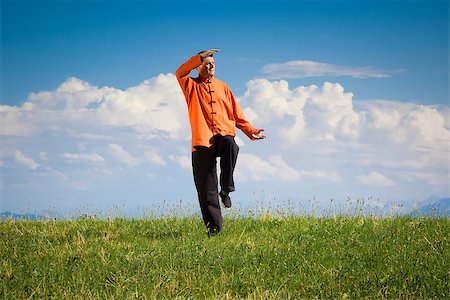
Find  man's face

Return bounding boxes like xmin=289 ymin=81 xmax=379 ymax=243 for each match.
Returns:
xmin=197 ymin=57 xmax=215 ymax=78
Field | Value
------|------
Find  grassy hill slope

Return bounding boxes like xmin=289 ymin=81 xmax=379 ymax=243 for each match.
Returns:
xmin=1 ymin=216 xmax=448 ymax=299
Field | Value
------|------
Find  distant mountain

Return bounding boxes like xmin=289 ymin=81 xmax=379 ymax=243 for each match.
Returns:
xmin=408 ymin=198 xmax=450 ymax=217
xmin=0 ymin=211 xmax=46 ymax=221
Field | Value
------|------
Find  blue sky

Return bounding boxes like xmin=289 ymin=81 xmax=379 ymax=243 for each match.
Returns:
xmin=1 ymin=0 xmax=449 ymax=217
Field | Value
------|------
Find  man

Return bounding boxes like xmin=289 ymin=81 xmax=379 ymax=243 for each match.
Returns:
xmin=176 ymin=49 xmax=266 ymax=236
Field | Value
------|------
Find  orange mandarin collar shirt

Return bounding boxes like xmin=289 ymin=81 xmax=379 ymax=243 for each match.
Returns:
xmin=176 ymin=55 xmax=258 ymax=151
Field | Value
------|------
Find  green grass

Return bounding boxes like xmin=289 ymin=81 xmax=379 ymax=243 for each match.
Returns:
xmin=1 ymin=215 xmax=449 ymax=299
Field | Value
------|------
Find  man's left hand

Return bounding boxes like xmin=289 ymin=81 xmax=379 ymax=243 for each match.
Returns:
xmin=252 ymin=129 xmax=266 ymax=140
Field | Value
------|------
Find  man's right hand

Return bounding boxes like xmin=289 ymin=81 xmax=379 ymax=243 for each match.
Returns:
xmin=198 ymin=49 xmax=220 ymax=60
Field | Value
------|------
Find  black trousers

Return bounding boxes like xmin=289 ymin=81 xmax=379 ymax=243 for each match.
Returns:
xmin=192 ymin=135 xmax=239 ymax=232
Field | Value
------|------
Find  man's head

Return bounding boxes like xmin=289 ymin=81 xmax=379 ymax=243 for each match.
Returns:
xmin=197 ymin=56 xmax=215 ymax=80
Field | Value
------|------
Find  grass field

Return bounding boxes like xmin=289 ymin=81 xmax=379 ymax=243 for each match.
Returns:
xmin=1 ymin=214 xmax=449 ymax=299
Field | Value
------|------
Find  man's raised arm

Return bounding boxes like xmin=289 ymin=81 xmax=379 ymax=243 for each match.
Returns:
xmin=176 ymin=55 xmax=201 ymax=80
xmin=175 ymin=49 xmax=219 ymax=80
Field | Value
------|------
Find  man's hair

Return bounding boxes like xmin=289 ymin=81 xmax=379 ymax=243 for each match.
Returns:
xmin=197 ymin=50 xmax=214 ymax=57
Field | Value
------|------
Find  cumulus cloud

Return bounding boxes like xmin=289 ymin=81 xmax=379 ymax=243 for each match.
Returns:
xmin=299 ymin=169 xmax=342 ymax=183
xmin=14 ymin=150 xmax=40 ymax=170
xmin=1 ymin=74 xmax=448 ymax=215
xmin=1 ymin=75 xmax=188 ymax=140
xmin=236 ymin=154 xmax=278 ymax=181
xmin=237 ymin=154 xmax=301 ymax=182
xmin=358 ymin=171 xmax=396 ymax=187
xmin=240 ymin=78 xmax=449 ymax=192
xmin=236 ymin=153 xmax=343 ymax=184
xmin=143 ymin=151 xmax=166 ymax=166
xmin=169 ymin=155 xmax=191 ymax=170
xmin=267 ymin=155 xmax=301 ymax=181
xmin=261 ymin=60 xmax=405 ymax=79
xmin=62 ymin=153 xmax=105 ymax=163
xmin=241 ymin=79 xmax=449 ymax=153
xmin=240 ymin=79 xmax=360 ymax=143
xmin=108 ymin=144 xmax=138 ymax=167
xmin=0 ymin=105 xmax=38 ymax=136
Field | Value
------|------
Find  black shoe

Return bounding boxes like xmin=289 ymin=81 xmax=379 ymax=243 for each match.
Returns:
xmin=220 ymin=191 xmax=232 ymax=208
xmin=208 ymin=226 xmax=220 ymax=237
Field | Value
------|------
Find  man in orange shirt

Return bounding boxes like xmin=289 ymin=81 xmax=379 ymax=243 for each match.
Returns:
xmin=176 ymin=49 xmax=266 ymax=236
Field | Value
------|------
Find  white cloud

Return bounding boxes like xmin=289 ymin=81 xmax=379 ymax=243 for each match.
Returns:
xmin=1 ymin=74 xmax=188 ymax=140
xmin=143 ymin=151 xmax=166 ymax=166
xmin=77 ymin=143 xmax=88 ymax=152
xmin=14 ymin=150 xmax=40 ymax=170
xmin=234 ymin=136 xmax=245 ymax=147
xmin=108 ymin=144 xmax=138 ymax=167
xmin=241 ymin=79 xmax=360 ymax=144
xmin=261 ymin=60 xmax=405 ymax=79
xmin=267 ymin=155 xmax=301 ymax=181
xmin=237 ymin=153 xmax=343 ymax=184
xmin=236 ymin=154 xmax=301 ymax=182
xmin=241 ymin=79 xmax=449 ymax=157
xmin=169 ymin=155 xmax=191 ymax=170
xmin=299 ymin=169 xmax=342 ymax=183
xmin=358 ymin=171 xmax=395 ymax=187
xmin=62 ymin=153 xmax=105 ymax=163
xmin=0 ymin=105 xmax=38 ymax=136
xmin=1 ymin=74 xmax=449 ymax=215
xmin=361 ymin=100 xmax=450 ymax=150
xmin=236 ymin=154 xmax=278 ymax=181
xmin=397 ymin=171 xmax=449 ymax=186
xmin=39 ymin=152 xmax=49 ymax=161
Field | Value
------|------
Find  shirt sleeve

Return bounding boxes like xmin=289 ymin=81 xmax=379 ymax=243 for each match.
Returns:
xmin=227 ymin=86 xmax=258 ymax=140
xmin=175 ymin=55 xmax=202 ymax=105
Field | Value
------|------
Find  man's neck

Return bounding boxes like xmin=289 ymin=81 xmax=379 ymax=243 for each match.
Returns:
xmin=198 ymin=75 xmax=213 ymax=83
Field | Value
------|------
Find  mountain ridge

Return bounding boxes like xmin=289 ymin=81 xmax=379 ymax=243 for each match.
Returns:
xmin=407 ymin=197 xmax=450 ymax=217
xmin=0 ymin=211 xmax=46 ymax=221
